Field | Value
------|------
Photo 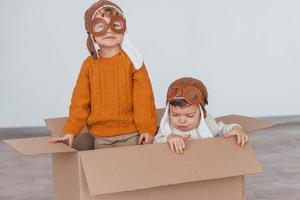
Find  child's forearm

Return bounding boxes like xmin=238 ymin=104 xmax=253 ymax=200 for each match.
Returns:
xmin=64 ymin=62 xmax=91 ymax=135
xmin=153 ymin=129 xmax=168 ymax=143
xmin=153 ymin=135 xmax=168 ymax=143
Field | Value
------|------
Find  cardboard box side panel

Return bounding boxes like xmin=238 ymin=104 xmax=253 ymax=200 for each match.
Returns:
xmin=79 ymin=154 xmax=93 ymax=200
xmin=242 ymin=176 xmax=246 ymax=200
xmin=79 ymin=137 xmax=261 ymax=195
xmin=52 ymin=153 xmax=81 ymax=200
xmin=80 ymin=159 xmax=148 ymax=200
xmin=3 ymin=137 xmax=76 ymax=155
xmin=80 ymin=176 xmax=244 ymax=200
xmin=146 ymin=175 xmax=245 ymax=200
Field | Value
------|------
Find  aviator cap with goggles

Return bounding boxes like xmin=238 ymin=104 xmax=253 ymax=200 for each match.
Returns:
xmin=88 ymin=15 xmax=126 ymax=37
xmin=167 ymin=77 xmax=209 ymax=115
xmin=84 ymin=0 xmax=127 ymax=59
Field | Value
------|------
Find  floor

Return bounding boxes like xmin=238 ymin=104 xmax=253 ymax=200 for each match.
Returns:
xmin=0 ymin=116 xmax=300 ymax=200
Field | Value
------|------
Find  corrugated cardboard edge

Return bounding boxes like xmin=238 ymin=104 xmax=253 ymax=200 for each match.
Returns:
xmin=3 ymin=136 xmax=76 ymax=155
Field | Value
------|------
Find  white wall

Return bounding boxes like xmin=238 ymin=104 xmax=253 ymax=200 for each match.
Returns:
xmin=1 ymin=0 xmax=299 ymax=128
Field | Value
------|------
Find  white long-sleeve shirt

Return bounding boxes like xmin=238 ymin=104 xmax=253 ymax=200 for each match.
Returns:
xmin=154 ymin=113 xmax=240 ymax=143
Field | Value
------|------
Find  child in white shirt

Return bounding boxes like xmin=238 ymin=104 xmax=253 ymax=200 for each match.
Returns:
xmin=154 ymin=77 xmax=248 ymax=154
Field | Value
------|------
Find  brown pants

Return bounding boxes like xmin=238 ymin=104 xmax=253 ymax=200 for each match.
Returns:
xmin=94 ymin=132 xmax=139 ymax=149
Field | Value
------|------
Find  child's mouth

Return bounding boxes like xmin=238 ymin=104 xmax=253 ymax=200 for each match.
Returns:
xmin=104 ymin=36 xmax=116 ymax=39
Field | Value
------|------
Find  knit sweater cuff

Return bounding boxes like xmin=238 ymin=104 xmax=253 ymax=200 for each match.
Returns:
xmin=137 ymin=125 xmax=158 ymax=135
xmin=63 ymin=126 xmax=81 ymax=136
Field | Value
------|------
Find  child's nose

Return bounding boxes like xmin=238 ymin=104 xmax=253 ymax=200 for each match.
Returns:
xmin=106 ymin=26 xmax=113 ymax=33
xmin=178 ymin=117 xmax=186 ymax=123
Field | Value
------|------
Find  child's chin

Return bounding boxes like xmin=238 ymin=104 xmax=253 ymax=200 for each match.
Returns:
xmin=100 ymin=42 xmax=121 ymax=47
xmin=177 ymin=127 xmax=191 ymax=132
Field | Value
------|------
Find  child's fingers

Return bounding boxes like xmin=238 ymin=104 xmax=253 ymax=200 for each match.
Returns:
xmin=138 ymin=135 xmax=144 ymax=145
xmin=145 ymin=135 xmax=150 ymax=144
xmin=49 ymin=137 xmax=58 ymax=143
xmin=174 ymin=140 xmax=180 ymax=154
xmin=180 ymin=139 xmax=186 ymax=150
xmin=169 ymin=141 xmax=175 ymax=153
xmin=58 ymin=136 xmax=68 ymax=144
xmin=178 ymin=144 xmax=183 ymax=154
xmin=168 ymin=138 xmax=186 ymax=154
xmin=145 ymin=135 xmax=154 ymax=144
xmin=173 ymin=141 xmax=179 ymax=153
xmin=173 ymin=140 xmax=179 ymax=154
xmin=68 ymin=136 xmax=74 ymax=147
xmin=48 ymin=137 xmax=55 ymax=143
xmin=245 ymin=135 xmax=249 ymax=143
xmin=223 ymin=132 xmax=231 ymax=138
xmin=175 ymin=140 xmax=184 ymax=154
xmin=241 ymin=136 xmax=245 ymax=146
xmin=241 ymin=135 xmax=248 ymax=147
xmin=237 ymin=134 xmax=241 ymax=145
xmin=49 ymin=137 xmax=62 ymax=143
xmin=180 ymin=140 xmax=186 ymax=153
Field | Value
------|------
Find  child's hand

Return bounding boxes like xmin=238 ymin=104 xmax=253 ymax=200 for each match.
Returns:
xmin=223 ymin=126 xmax=248 ymax=147
xmin=49 ymin=134 xmax=75 ymax=147
xmin=166 ymin=134 xmax=191 ymax=154
xmin=138 ymin=133 xmax=154 ymax=144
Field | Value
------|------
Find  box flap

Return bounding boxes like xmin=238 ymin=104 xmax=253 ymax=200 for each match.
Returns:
xmin=44 ymin=117 xmax=88 ymax=137
xmin=79 ymin=137 xmax=262 ymax=195
xmin=156 ymin=108 xmax=165 ymax=125
xmin=3 ymin=136 xmax=76 ymax=155
xmin=216 ymin=114 xmax=277 ymax=133
xmin=45 ymin=118 xmax=94 ymax=151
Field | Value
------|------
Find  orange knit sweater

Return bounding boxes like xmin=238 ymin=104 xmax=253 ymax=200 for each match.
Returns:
xmin=63 ymin=50 xmax=157 ymax=137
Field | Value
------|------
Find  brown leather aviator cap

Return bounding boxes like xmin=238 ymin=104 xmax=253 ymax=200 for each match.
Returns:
xmin=84 ymin=0 xmax=125 ymax=59
xmin=167 ymin=77 xmax=208 ymax=107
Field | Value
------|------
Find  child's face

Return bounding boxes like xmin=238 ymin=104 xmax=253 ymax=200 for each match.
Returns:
xmin=169 ymin=104 xmax=200 ymax=131
xmin=93 ymin=14 xmax=124 ymax=48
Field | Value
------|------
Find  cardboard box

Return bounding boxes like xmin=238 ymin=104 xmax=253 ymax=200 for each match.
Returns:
xmin=4 ymin=109 xmax=276 ymax=200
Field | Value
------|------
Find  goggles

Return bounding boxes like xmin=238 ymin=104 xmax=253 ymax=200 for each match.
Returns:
xmin=167 ymin=82 xmax=203 ymax=106
xmin=88 ymin=15 xmax=127 ymax=37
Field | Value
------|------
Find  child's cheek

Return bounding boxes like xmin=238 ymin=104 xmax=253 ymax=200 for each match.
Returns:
xmin=189 ymin=117 xmax=198 ymax=128
xmin=170 ymin=116 xmax=177 ymax=126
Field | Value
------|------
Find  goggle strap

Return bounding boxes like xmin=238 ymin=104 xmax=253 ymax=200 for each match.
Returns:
xmin=91 ymin=33 xmax=100 ymax=59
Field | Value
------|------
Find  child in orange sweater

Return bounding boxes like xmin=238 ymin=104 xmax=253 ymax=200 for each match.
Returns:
xmin=50 ymin=0 xmax=157 ymax=148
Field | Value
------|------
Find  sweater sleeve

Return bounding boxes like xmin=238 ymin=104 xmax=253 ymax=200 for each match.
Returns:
xmin=63 ymin=58 xmax=92 ymax=136
xmin=154 ymin=127 xmax=168 ymax=143
xmin=205 ymin=113 xmax=241 ymax=137
xmin=132 ymin=64 xmax=157 ymax=135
